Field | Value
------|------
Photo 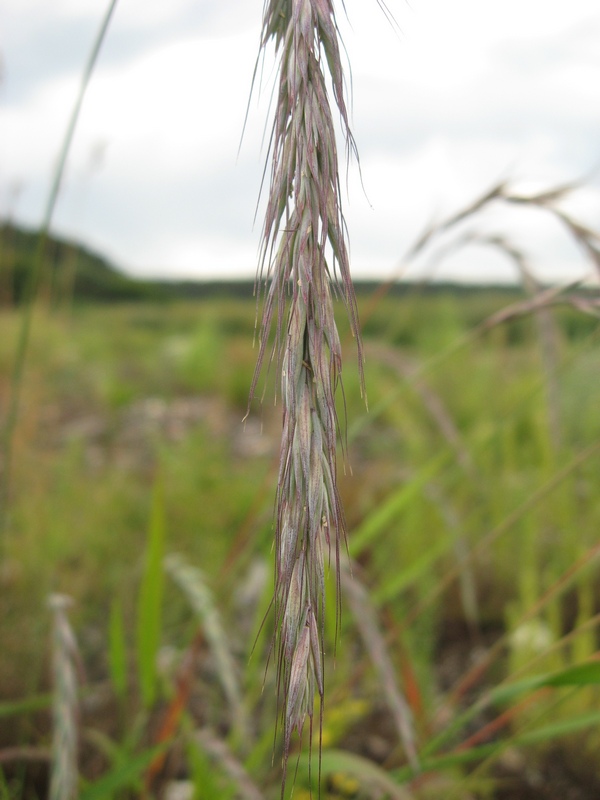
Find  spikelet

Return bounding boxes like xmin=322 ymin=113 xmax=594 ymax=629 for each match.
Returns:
xmin=249 ymin=0 xmax=364 ymax=791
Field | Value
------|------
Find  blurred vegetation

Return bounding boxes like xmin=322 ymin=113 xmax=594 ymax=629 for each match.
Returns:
xmin=0 ymin=244 xmax=599 ymax=797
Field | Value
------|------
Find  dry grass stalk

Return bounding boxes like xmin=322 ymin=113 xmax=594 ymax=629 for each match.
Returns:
xmin=370 ymin=178 xmax=600 ymax=312
xmin=165 ymin=554 xmax=247 ymax=740
xmin=248 ymin=0 xmax=365 ymax=790
xmin=477 ymin=283 xmax=600 ymax=329
xmin=461 ymin=232 xmax=564 ymax=447
xmin=47 ymin=594 xmax=79 ymax=800
xmin=341 ymin=560 xmax=419 ymax=771
xmin=361 ymin=177 xmax=600 ymax=456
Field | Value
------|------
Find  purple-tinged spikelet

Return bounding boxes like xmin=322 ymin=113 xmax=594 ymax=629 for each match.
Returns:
xmin=249 ymin=0 xmax=364 ymax=792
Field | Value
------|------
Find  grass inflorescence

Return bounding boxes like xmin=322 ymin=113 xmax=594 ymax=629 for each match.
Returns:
xmin=248 ymin=0 xmax=366 ymax=789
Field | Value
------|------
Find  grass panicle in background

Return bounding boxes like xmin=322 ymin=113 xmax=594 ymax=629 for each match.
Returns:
xmin=249 ymin=0 xmax=365 ymax=788
xmin=136 ymin=476 xmax=166 ymax=710
xmin=48 ymin=595 xmax=79 ymax=800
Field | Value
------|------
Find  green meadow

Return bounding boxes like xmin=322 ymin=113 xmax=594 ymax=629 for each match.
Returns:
xmin=1 ymin=286 xmax=600 ymax=798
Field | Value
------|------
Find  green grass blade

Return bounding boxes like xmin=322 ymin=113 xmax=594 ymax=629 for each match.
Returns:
xmin=0 ymin=694 xmax=52 ymax=718
xmin=491 ymin=661 xmax=600 ymax=705
xmin=299 ymin=749 xmax=415 ymax=799
xmin=396 ymin=709 xmax=600 ymax=781
xmin=108 ymin=598 xmax=128 ymax=700
xmin=423 ymin=660 xmax=600 ymax=758
xmin=373 ymin=534 xmax=453 ymax=605
xmin=135 ymin=476 xmax=166 ymax=709
xmin=348 ymin=453 xmax=448 ymax=558
xmin=79 ymin=744 xmax=166 ymax=800
xmin=514 ymin=710 xmax=600 ymax=745
xmin=543 ymin=661 xmax=600 ymax=687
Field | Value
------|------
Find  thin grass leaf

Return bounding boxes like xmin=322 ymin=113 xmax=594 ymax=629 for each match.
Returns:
xmin=366 ymin=343 xmax=476 ymax=477
xmin=423 ymin=659 xmax=600 ymax=760
xmin=513 ymin=710 xmax=600 ymax=745
xmin=373 ymin=534 xmax=453 ymax=606
xmin=436 ymin=697 xmax=600 ymax=799
xmin=79 ymin=744 xmax=167 ymax=800
xmin=402 ymin=439 xmax=600 ymax=633
xmin=0 ymin=0 xmax=119 ymax=543
xmin=136 ymin=476 xmax=166 ymax=709
xmin=396 ymin=743 xmax=511 ymax=778
xmin=300 ymin=748 xmax=416 ymax=799
xmin=108 ymin=598 xmax=127 ymax=701
xmin=349 ymin=452 xmax=448 ymax=557
xmin=394 ymin=709 xmax=600 ymax=783
xmin=491 ymin=661 xmax=600 ymax=705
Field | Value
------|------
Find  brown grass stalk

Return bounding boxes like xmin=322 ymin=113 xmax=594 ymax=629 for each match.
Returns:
xmin=164 ymin=554 xmax=248 ymax=740
xmin=341 ymin=560 xmax=419 ymax=771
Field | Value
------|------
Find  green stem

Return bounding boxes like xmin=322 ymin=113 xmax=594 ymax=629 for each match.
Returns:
xmin=0 ymin=0 xmax=119 ymax=542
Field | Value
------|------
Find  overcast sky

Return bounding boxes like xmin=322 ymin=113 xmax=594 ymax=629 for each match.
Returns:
xmin=1 ymin=0 xmax=599 ymax=283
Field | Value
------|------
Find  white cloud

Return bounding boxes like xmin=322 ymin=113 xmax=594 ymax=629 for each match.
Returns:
xmin=1 ymin=0 xmax=599 ymax=283
xmin=76 ymin=31 xmax=258 ymax=161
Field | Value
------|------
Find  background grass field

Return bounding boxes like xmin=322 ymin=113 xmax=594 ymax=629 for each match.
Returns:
xmin=1 ymin=270 xmax=599 ymax=798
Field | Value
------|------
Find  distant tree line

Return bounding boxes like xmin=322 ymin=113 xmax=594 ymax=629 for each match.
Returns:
xmin=2 ymin=221 xmax=597 ymax=310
